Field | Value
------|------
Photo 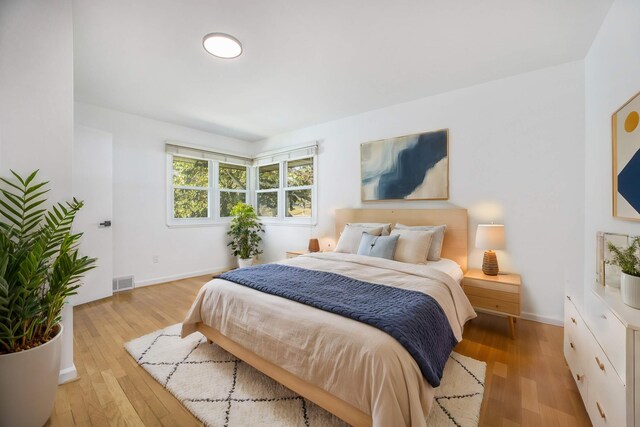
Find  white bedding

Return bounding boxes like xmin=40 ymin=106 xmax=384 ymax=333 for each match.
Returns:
xmin=426 ymin=258 xmax=464 ymax=283
xmin=182 ymin=252 xmax=475 ymax=426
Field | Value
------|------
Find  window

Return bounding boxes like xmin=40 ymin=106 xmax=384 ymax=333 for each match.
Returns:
xmin=218 ymin=163 xmax=248 ymax=217
xmin=167 ymin=149 xmax=250 ymax=224
xmin=256 ymin=164 xmax=279 ymax=217
xmin=167 ymin=142 xmax=316 ymax=226
xmin=285 ymin=158 xmax=313 ymax=218
xmin=254 ymin=156 xmax=316 ymax=224
xmin=172 ymin=156 xmax=210 ymax=219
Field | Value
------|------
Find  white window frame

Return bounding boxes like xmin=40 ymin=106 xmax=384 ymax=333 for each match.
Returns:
xmin=167 ymin=155 xmax=249 ymax=227
xmin=166 ymin=142 xmax=317 ymax=227
xmin=256 ymin=155 xmax=317 ymax=226
xmin=217 ymin=161 xmax=250 ymax=219
xmin=255 ymin=163 xmax=280 ymax=220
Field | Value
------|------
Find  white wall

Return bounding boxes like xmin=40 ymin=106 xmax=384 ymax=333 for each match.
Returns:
xmin=583 ymin=0 xmax=640 ymax=309
xmin=0 ymin=0 xmax=77 ymax=381
xmin=75 ymin=103 xmax=254 ymax=286
xmin=256 ymin=61 xmax=586 ymax=325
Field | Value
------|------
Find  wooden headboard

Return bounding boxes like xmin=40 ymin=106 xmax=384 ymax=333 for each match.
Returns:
xmin=335 ymin=208 xmax=468 ymax=271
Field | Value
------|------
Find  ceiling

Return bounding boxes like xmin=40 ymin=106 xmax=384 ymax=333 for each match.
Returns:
xmin=73 ymin=0 xmax=612 ymax=142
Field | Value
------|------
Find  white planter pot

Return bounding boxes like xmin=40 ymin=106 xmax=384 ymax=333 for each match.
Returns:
xmin=621 ymin=272 xmax=640 ymax=309
xmin=237 ymin=257 xmax=254 ymax=268
xmin=0 ymin=324 xmax=63 ymax=427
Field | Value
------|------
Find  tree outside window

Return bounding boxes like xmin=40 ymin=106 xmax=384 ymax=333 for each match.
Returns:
xmin=285 ymin=158 xmax=313 ymax=217
xmin=219 ymin=163 xmax=247 ymax=217
xmin=172 ymin=157 xmax=209 ymax=219
xmin=257 ymin=163 xmax=279 ymax=217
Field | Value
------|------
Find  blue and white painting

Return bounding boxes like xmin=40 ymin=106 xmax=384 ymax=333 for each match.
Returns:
xmin=613 ymin=92 xmax=640 ymax=220
xmin=361 ymin=129 xmax=449 ymax=201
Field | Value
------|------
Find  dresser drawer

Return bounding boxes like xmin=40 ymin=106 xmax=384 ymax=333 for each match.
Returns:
xmin=564 ymin=329 xmax=588 ymax=400
xmin=585 ymin=290 xmax=626 ymax=382
xmin=564 ymin=296 xmax=582 ymax=334
xmin=586 ymin=333 xmax=626 ymax=427
xmin=466 ymin=294 xmax=519 ymax=315
xmin=564 ymin=298 xmax=589 ymax=401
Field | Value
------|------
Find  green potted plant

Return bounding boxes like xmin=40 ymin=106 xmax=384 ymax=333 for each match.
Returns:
xmin=607 ymin=236 xmax=640 ymax=309
xmin=227 ymin=202 xmax=264 ymax=268
xmin=0 ymin=171 xmax=96 ymax=427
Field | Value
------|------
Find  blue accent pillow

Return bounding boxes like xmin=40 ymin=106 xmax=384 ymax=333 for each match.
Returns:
xmin=357 ymin=233 xmax=400 ymax=260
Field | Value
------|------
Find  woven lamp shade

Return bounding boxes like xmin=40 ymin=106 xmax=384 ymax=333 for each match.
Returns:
xmin=475 ymin=224 xmax=505 ymax=276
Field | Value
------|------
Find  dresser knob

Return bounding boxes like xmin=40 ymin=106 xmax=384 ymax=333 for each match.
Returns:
xmin=576 ymin=373 xmax=583 ymax=381
xmin=569 ymin=342 xmax=575 ymax=350
xmin=596 ymin=401 xmax=606 ymax=420
xmin=571 ymin=317 xmax=577 ymax=324
xmin=595 ymin=356 xmax=605 ymax=371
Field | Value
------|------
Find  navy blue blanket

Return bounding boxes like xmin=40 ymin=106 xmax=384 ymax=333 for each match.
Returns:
xmin=219 ymin=264 xmax=457 ymax=387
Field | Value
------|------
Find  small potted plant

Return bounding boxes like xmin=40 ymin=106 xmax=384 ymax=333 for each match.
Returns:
xmin=227 ymin=202 xmax=264 ymax=268
xmin=607 ymin=236 xmax=640 ymax=309
xmin=0 ymin=170 xmax=96 ymax=427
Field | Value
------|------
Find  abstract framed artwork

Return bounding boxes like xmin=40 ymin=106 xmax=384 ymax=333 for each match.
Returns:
xmin=361 ymin=129 xmax=449 ymax=201
xmin=613 ymin=91 xmax=640 ymax=220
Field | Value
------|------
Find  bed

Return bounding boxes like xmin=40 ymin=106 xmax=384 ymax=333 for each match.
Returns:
xmin=181 ymin=208 xmax=475 ymax=427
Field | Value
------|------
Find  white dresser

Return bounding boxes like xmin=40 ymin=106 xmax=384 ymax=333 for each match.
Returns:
xmin=564 ymin=285 xmax=640 ymax=427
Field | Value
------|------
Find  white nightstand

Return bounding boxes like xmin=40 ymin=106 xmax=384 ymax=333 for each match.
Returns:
xmin=462 ymin=269 xmax=522 ymax=338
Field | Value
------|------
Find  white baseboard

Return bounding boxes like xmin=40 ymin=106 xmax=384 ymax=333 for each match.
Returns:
xmin=521 ymin=311 xmax=563 ymax=326
xmin=59 ymin=364 xmax=78 ymax=384
xmin=134 ymin=266 xmax=232 ymax=288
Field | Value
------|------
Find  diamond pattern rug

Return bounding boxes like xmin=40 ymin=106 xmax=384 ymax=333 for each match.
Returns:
xmin=125 ymin=324 xmax=485 ymax=427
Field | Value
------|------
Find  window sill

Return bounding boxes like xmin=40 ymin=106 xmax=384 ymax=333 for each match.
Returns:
xmin=166 ymin=220 xmax=230 ymax=228
xmin=260 ymin=220 xmax=317 ymax=227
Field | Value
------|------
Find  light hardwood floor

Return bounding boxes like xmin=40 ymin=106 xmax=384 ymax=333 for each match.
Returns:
xmin=49 ymin=275 xmax=591 ymax=427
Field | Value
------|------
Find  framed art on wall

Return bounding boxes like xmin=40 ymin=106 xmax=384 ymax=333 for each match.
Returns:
xmin=596 ymin=231 xmax=629 ymax=287
xmin=360 ymin=129 xmax=449 ymax=201
xmin=613 ymin=91 xmax=640 ymax=220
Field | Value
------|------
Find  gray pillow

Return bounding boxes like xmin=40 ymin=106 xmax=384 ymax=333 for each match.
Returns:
xmin=393 ymin=224 xmax=446 ymax=260
xmin=348 ymin=222 xmax=392 ymax=236
xmin=357 ymin=233 xmax=400 ymax=260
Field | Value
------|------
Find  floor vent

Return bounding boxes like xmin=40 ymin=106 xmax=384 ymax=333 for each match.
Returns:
xmin=113 ymin=276 xmax=135 ymax=292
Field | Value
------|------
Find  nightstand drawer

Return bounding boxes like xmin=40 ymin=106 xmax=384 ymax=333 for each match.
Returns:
xmin=463 ymin=277 xmax=520 ymax=294
xmin=464 ymin=284 xmax=519 ymax=303
xmin=466 ymin=294 xmax=520 ymax=315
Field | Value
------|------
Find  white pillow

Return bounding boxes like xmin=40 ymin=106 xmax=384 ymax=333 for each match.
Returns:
xmin=348 ymin=222 xmax=392 ymax=236
xmin=394 ymin=224 xmax=446 ymax=260
xmin=335 ymin=225 xmax=384 ymax=253
xmin=390 ymin=229 xmax=434 ymax=264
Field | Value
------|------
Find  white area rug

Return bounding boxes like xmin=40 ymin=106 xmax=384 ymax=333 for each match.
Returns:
xmin=125 ymin=324 xmax=485 ymax=427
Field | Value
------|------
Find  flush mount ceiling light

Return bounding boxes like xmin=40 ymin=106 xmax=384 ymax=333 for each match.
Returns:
xmin=202 ymin=33 xmax=242 ymax=59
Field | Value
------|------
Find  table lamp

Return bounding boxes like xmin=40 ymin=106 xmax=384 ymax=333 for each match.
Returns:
xmin=475 ymin=224 xmax=505 ymax=276
xmin=308 ymin=238 xmax=320 ymax=253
